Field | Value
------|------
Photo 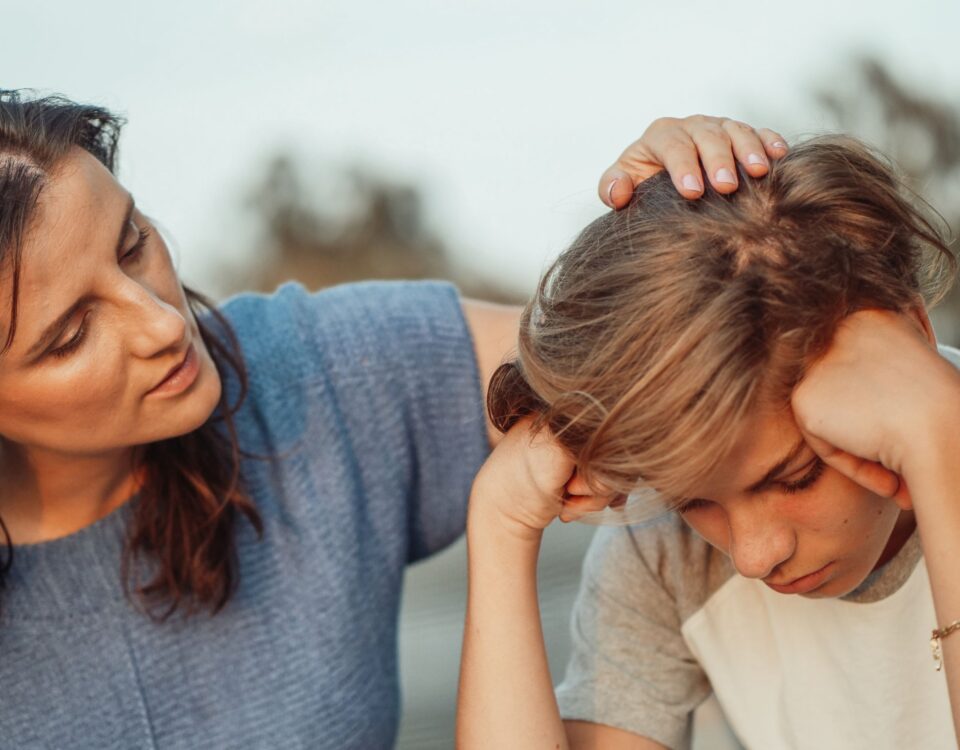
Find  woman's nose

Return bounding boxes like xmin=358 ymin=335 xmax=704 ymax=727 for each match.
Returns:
xmin=726 ymin=505 xmax=795 ymax=580
xmin=125 ymin=286 xmax=188 ymax=356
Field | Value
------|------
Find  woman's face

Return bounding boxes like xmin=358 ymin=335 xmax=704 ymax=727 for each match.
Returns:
xmin=676 ymin=404 xmax=912 ymax=598
xmin=0 ymin=147 xmax=221 ymax=457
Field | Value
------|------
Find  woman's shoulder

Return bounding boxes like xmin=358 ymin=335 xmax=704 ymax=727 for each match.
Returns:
xmin=214 ymin=279 xmax=467 ymax=383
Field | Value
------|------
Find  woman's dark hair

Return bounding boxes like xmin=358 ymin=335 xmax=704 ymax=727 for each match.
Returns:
xmin=0 ymin=89 xmax=262 ymax=619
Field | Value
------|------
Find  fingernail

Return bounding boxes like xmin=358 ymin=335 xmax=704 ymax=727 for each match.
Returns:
xmin=715 ymin=168 xmax=737 ymax=185
xmin=606 ymin=179 xmax=618 ymax=206
xmin=681 ymin=173 xmax=701 ymax=192
xmin=772 ymin=141 xmax=788 ymax=150
xmin=747 ymin=152 xmax=766 ymax=166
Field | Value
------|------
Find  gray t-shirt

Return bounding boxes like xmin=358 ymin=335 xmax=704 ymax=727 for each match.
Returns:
xmin=555 ymin=345 xmax=960 ymax=750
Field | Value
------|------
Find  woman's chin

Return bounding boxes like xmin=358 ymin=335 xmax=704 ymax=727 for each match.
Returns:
xmin=146 ymin=355 xmax=223 ymax=441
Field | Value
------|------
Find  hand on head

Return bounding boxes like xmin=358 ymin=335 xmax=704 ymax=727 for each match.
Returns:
xmin=597 ymin=114 xmax=789 ymax=209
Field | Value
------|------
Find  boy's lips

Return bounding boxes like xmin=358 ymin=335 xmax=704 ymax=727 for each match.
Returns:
xmin=764 ymin=562 xmax=833 ymax=595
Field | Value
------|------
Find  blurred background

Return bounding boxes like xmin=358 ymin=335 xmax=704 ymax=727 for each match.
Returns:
xmin=5 ymin=1 xmax=958 ymax=746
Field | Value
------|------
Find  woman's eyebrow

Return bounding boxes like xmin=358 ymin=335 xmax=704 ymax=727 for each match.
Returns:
xmin=745 ymin=437 xmax=809 ymax=493
xmin=24 ymin=195 xmax=134 ymax=359
xmin=24 ymin=296 xmax=92 ymax=359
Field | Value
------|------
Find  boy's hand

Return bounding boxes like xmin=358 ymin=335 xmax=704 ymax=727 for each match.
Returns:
xmin=470 ymin=419 xmax=619 ymax=541
xmin=599 ymin=115 xmax=788 ymax=208
xmin=792 ymin=309 xmax=960 ymax=508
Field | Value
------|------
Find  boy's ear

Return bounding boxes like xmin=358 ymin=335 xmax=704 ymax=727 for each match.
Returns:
xmin=904 ymin=301 xmax=937 ymax=349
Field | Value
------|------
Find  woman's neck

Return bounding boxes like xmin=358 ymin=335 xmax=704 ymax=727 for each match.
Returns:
xmin=0 ymin=441 xmax=144 ymax=545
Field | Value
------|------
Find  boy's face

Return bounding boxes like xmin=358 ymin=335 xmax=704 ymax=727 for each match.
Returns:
xmin=676 ymin=404 xmax=914 ymax=598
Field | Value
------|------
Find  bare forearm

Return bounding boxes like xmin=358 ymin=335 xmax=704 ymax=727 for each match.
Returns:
xmin=456 ymin=500 xmax=569 ymax=750
xmin=909 ymin=404 xmax=960 ymax=744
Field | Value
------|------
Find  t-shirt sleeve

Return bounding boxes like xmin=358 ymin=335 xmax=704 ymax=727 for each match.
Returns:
xmin=220 ymin=280 xmax=490 ymax=563
xmin=555 ymin=522 xmax=712 ymax=750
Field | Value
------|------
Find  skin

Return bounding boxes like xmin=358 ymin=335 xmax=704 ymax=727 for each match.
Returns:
xmin=0 ymin=115 xmax=786 ymax=546
xmin=0 ymin=112 xmax=790 ymax=750
xmin=0 ymin=148 xmax=222 ymax=544
xmin=676 ymin=395 xmax=916 ymax=599
xmin=457 ymin=299 xmax=960 ymax=741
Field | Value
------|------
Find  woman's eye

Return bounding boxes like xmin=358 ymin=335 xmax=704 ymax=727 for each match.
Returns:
xmin=50 ymin=313 xmax=90 ymax=359
xmin=778 ymin=457 xmax=826 ymax=494
xmin=122 ymin=225 xmax=151 ymax=262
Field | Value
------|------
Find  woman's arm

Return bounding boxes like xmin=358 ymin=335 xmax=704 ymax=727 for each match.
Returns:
xmin=455 ymin=420 xmax=662 ymax=749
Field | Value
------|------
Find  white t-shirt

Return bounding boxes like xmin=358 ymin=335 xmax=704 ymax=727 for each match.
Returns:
xmin=555 ymin=345 xmax=960 ymax=750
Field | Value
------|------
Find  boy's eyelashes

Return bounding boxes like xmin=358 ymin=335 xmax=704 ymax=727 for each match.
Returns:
xmin=778 ymin=456 xmax=826 ymax=494
xmin=676 ymin=456 xmax=827 ymax=514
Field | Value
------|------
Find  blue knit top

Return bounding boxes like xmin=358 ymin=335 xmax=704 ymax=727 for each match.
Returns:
xmin=0 ymin=281 xmax=489 ymax=749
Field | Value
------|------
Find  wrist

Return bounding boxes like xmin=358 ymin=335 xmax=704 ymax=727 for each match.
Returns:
xmin=899 ymin=358 xmax=960 ymax=482
xmin=467 ymin=488 xmax=546 ymax=547
xmin=902 ymin=380 xmax=960 ymax=486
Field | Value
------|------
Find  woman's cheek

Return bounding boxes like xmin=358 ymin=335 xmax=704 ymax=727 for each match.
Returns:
xmin=45 ymin=343 xmax=129 ymax=414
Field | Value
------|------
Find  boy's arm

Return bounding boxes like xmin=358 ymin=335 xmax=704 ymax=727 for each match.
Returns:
xmin=793 ymin=310 xmax=960 ymax=744
xmin=456 ymin=427 xmax=665 ymax=749
xmin=902 ymin=399 xmax=960 ymax=744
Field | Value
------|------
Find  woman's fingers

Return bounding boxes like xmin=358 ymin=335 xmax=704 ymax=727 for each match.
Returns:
xmin=721 ymin=119 xmax=770 ymax=178
xmin=757 ymin=127 xmax=789 ymax=159
xmin=598 ymin=115 xmax=788 ymax=209
xmin=598 ymin=164 xmax=640 ymax=209
xmin=688 ymin=120 xmax=742 ymax=193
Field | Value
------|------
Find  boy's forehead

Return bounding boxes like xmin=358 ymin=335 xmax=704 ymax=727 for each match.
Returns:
xmin=695 ymin=407 xmax=805 ymax=498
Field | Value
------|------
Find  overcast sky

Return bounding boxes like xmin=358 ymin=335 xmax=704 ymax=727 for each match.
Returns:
xmin=5 ymin=0 xmax=958 ymax=296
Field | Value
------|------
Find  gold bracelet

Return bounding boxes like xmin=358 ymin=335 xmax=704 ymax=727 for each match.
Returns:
xmin=930 ymin=619 xmax=960 ymax=671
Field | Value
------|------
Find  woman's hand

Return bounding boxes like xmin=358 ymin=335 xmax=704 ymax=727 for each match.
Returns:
xmin=791 ymin=308 xmax=960 ymax=507
xmin=599 ymin=115 xmax=789 ymax=209
xmin=470 ymin=418 xmax=618 ymax=541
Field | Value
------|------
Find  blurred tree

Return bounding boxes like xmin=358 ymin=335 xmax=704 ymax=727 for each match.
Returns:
xmin=232 ymin=59 xmax=960 ymax=341
xmin=229 ymin=153 xmax=520 ymax=303
xmin=815 ymin=57 xmax=960 ymax=345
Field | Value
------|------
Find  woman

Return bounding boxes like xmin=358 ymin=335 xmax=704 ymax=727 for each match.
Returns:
xmin=457 ymin=136 xmax=960 ymax=748
xmin=0 ymin=90 xmax=783 ymax=747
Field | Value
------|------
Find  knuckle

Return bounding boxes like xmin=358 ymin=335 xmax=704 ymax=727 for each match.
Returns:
xmin=659 ymin=115 xmax=682 ymax=126
xmin=695 ymin=122 xmax=727 ymax=142
xmin=723 ymin=119 xmax=754 ymax=135
xmin=647 ymin=116 xmax=681 ymax=135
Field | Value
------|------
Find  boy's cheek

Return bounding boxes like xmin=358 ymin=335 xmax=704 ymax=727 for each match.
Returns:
xmin=681 ymin=514 xmax=730 ymax=554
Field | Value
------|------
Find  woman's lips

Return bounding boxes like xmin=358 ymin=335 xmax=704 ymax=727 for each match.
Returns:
xmin=764 ymin=562 xmax=834 ymax=595
xmin=147 ymin=343 xmax=200 ymax=397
